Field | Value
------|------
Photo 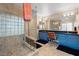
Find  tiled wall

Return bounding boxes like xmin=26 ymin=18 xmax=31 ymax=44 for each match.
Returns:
xmin=24 ymin=10 xmax=38 ymax=39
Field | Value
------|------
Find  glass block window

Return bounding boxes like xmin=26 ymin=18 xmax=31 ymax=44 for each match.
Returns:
xmin=0 ymin=13 xmax=24 ymax=37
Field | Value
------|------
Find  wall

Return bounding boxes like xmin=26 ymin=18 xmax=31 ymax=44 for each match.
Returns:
xmin=0 ymin=4 xmax=27 ymax=55
xmin=0 ymin=4 xmax=22 ymax=17
xmin=75 ymin=14 xmax=79 ymax=34
xmin=0 ymin=4 xmax=24 ymax=41
xmin=0 ymin=13 xmax=24 ymax=37
xmin=24 ymin=10 xmax=38 ymax=40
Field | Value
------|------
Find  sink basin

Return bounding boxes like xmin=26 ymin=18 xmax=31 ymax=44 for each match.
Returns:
xmin=36 ymin=43 xmax=42 ymax=49
xmin=36 ymin=40 xmax=48 ymax=44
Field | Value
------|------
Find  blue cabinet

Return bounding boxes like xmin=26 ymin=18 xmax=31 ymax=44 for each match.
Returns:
xmin=39 ymin=32 xmax=50 ymax=42
xmin=39 ymin=30 xmax=79 ymax=50
xmin=57 ymin=34 xmax=79 ymax=50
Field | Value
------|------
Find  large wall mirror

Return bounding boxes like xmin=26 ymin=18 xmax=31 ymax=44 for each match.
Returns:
xmin=50 ymin=19 xmax=61 ymax=31
xmin=60 ymin=13 xmax=75 ymax=31
xmin=38 ymin=8 xmax=79 ymax=31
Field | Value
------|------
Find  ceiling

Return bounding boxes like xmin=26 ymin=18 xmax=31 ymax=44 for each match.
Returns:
xmin=32 ymin=3 xmax=79 ymax=17
xmin=12 ymin=3 xmax=79 ymax=17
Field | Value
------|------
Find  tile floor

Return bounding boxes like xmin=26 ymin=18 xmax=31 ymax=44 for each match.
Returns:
xmin=0 ymin=37 xmax=34 ymax=56
xmin=0 ymin=37 xmax=73 ymax=56
xmin=33 ymin=42 xmax=73 ymax=56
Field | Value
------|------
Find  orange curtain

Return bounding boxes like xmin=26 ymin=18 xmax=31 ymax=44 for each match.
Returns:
xmin=23 ymin=3 xmax=32 ymax=21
